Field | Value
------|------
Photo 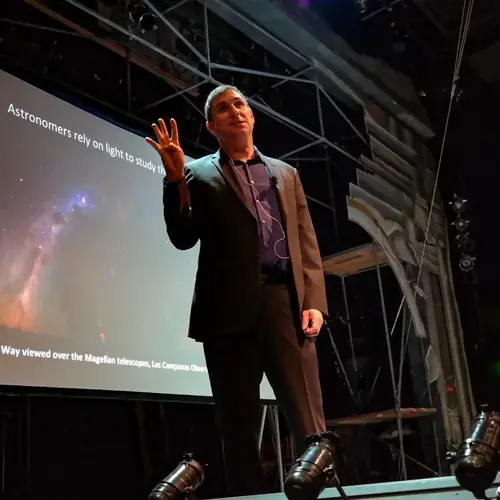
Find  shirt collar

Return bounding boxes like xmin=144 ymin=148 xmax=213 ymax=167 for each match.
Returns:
xmin=219 ymin=147 xmax=262 ymax=166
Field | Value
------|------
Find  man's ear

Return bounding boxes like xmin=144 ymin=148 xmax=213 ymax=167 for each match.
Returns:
xmin=206 ymin=120 xmax=216 ymax=136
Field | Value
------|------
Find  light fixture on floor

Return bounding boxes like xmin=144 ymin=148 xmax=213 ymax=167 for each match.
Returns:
xmin=284 ymin=432 xmax=348 ymax=500
xmin=149 ymin=454 xmax=205 ymax=500
xmin=448 ymin=406 xmax=500 ymax=499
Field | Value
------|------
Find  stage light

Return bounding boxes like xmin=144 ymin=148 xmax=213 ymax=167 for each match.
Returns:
xmin=455 ymin=233 xmax=475 ymax=253
xmin=452 ymin=217 xmax=470 ymax=233
xmin=459 ymin=254 xmax=476 ymax=273
xmin=450 ymin=194 xmax=468 ymax=214
xmin=448 ymin=407 xmax=500 ymax=498
xmin=128 ymin=3 xmax=157 ymax=32
xmin=284 ymin=432 xmax=348 ymax=500
xmin=149 ymin=454 xmax=205 ymax=500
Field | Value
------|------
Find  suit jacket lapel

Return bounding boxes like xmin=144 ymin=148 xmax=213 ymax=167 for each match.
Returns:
xmin=210 ymin=150 xmax=255 ymax=219
xmin=260 ymin=155 xmax=289 ymax=226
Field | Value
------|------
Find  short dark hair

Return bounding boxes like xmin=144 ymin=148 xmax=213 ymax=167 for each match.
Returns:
xmin=204 ymin=84 xmax=248 ymax=122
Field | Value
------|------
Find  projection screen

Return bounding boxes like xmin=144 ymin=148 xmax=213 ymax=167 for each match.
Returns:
xmin=0 ymin=69 xmax=275 ymax=401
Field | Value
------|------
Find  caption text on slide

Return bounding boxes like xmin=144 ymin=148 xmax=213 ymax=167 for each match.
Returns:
xmin=1 ymin=345 xmax=206 ymax=373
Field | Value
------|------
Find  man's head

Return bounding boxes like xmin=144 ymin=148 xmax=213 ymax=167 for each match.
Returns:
xmin=205 ymin=85 xmax=255 ymax=142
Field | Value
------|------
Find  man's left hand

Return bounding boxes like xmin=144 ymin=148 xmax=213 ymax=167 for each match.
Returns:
xmin=302 ymin=309 xmax=324 ymax=337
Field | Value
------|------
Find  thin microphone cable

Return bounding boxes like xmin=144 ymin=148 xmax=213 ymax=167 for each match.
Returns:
xmin=228 ymin=153 xmax=290 ymax=260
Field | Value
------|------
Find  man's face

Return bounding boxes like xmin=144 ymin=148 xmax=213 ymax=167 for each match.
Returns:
xmin=206 ymin=89 xmax=255 ymax=140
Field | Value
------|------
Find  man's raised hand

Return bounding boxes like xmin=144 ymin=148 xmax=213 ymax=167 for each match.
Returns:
xmin=146 ymin=118 xmax=185 ymax=182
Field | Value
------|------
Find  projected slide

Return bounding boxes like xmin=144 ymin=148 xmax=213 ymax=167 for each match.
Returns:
xmin=0 ymin=69 xmax=275 ymax=400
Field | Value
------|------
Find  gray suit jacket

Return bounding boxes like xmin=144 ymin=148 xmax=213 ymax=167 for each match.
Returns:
xmin=163 ymin=149 xmax=328 ymax=341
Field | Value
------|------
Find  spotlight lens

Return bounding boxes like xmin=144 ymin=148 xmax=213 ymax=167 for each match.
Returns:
xmin=284 ymin=432 xmax=342 ymax=500
xmin=149 ymin=483 xmax=178 ymax=500
xmin=453 ymin=411 xmax=500 ymax=496
xmin=140 ymin=13 xmax=156 ymax=31
xmin=148 ymin=456 xmax=204 ymax=500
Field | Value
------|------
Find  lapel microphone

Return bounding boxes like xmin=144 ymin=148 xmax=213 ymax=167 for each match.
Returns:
xmin=254 ymin=146 xmax=278 ymax=187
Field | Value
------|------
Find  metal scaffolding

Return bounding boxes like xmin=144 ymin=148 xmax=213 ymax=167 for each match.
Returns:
xmin=12 ymin=0 xmax=373 ymax=234
xmin=62 ymin=0 xmax=367 ymax=171
xmin=323 ymin=245 xmax=445 ymax=481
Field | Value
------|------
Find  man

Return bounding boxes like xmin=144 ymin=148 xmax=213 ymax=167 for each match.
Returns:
xmin=146 ymin=85 xmax=328 ymax=496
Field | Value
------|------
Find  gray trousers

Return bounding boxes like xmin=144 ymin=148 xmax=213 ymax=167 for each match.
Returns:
xmin=203 ymin=281 xmax=326 ymax=497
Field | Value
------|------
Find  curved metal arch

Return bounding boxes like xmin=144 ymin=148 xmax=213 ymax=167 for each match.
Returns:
xmin=347 ymin=197 xmax=427 ymax=339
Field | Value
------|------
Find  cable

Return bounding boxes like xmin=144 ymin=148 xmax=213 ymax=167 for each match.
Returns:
xmin=226 ymin=150 xmax=290 ymax=261
xmin=454 ymin=1 xmax=468 ymax=76
xmin=455 ymin=0 xmax=475 ymax=77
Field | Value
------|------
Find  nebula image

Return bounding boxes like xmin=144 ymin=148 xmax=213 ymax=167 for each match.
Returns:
xmin=0 ymin=191 xmax=94 ymax=336
xmin=0 ymin=157 xmax=179 ymax=348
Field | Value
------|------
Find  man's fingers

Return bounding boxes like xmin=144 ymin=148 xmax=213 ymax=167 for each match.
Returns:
xmin=170 ymin=118 xmax=179 ymax=145
xmin=306 ymin=318 xmax=321 ymax=335
xmin=151 ymin=118 xmax=179 ymax=146
xmin=302 ymin=311 xmax=309 ymax=330
xmin=145 ymin=137 xmax=160 ymax=152
xmin=302 ymin=311 xmax=323 ymax=336
xmin=158 ymin=118 xmax=170 ymax=139
xmin=310 ymin=316 xmax=323 ymax=335
xmin=304 ymin=326 xmax=319 ymax=336
xmin=151 ymin=123 xmax=163 ymax=142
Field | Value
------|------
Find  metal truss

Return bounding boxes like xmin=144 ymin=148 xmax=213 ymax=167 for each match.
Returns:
xmin=327 ymin=259 xmax=443 ymax=480
xmin=54 ymin=0 xmax=369 ymax=214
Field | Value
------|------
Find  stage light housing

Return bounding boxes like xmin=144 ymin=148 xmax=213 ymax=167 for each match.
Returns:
xmin=284 ymin=432 xmax=347 ymax=500
xmin=448 ymin=407 xmax=500 ymax=498
xmin=128 ymin=3 xmax=157 ymax=32
xmin=149 ymin=454 xmax=205 ymax=500
xmin=452 ymin=217 xmax=470 ymax=233
xmin=450 ymin=194 xmax=468 ymax=214
xmin=455 ymin=233 xmax=475 ymax=253
xmin=459 ymin=254 xmax=476 ymax=273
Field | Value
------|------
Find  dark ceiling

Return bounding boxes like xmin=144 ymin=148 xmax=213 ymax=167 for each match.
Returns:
xmin=316 ymin=0 xmax=500 ymax=91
